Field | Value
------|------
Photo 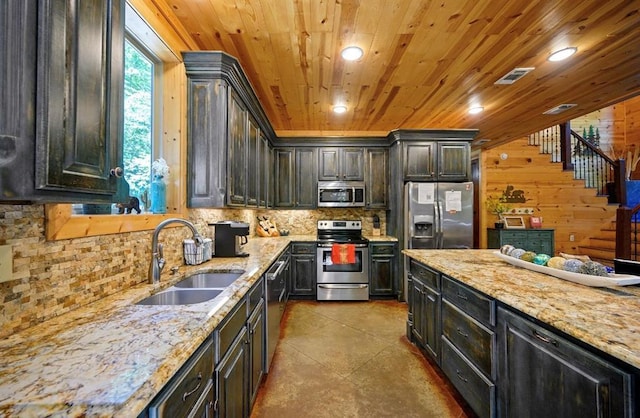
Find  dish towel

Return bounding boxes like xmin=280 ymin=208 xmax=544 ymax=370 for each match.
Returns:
xmin=331 ymin=244 xmax=356 ymax=264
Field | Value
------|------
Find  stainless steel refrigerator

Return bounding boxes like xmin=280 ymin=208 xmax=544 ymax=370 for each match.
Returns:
xmin=404 ymin=181 xmax=473 ymax=249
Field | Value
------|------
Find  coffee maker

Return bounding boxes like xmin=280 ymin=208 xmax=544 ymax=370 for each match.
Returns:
xmin=210 ymin=221 xmax=250 ymax=257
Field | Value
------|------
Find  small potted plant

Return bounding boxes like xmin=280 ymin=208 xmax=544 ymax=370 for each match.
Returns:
xmin=486 ymin=195 xmax=511 ymax=228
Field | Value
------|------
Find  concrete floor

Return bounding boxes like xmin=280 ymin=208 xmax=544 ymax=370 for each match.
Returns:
xmin=251 ymin=300 xmax=473 ymax=418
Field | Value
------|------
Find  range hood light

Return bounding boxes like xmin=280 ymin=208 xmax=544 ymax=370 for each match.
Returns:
xmin=548 ymin=47 xmax=577 ymax=62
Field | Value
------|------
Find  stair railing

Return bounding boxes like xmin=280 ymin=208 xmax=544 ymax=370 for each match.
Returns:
xmin=529 ymin=123 xmax=626 ymax=204
xmin=616 ymin=204 xmax=640 ymax=261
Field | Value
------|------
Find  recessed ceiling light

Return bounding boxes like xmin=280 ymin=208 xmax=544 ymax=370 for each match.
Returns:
xmin=548 ymin=47 xmax=577 ymax=62
xmin=333 ymin=105 xmax=348 ymax=114
xmin=341 ymin=46 xmax=363 ymax=61
xmin=468 ymin=106 xmax=484 ymax=115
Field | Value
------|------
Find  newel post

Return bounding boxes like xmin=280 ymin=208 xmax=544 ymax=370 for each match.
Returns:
xmin=559 ymin=123 xmax=573 ymax=171
xmin=616 ymin=205 xmax=632 ymax=260
xmin=614 ymin=159 xmax=627 ymax=206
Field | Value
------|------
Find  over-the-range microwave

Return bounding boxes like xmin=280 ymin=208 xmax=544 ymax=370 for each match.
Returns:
xmin=317 ymin=181 xmax=365 ymax=207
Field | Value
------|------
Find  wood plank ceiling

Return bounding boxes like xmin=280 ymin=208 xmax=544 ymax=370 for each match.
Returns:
xmin=154 ymin=0 xmax=640 ymax=147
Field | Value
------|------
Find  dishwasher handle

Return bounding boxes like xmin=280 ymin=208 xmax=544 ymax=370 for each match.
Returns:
xmin=266 ymin=260 xmax=286 ymax=281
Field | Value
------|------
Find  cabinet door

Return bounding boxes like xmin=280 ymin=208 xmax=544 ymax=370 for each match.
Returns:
xmin=267 ymin=146 xmax=274 ymax=208
xmin=227 ymin=92 xmax=248 ymax=206
xmin=423 ymin=284 xmax=441 ymax=362
xmin=248 ymin=300 xmax=265 ymax=408
xmin=246 ymin=116 xmax=259 ymax=207
xmin=410 ymin=278 xmax=426 ymax=346
xmin=187 ymin=78 xmax=228 ymax=208
xmin=365 ymin=149 xmax=388 ymax=208
xmin=318 ymin=148 xmax=340 ymax=180
xmin=274 ymin=149 xmax=294 ymax=207
xmin=437 ymin=142 xmax=469 ymax=181
xmin=370 ymin=256 xmax=394 ymax=296
xmin=295 ymin=148 xmax=317 ymax=208
xmin=404 ymin=142 xmax=436 ymax=181
xmin=259 ymin=135 xmax=269 ymax=207
xmin=216 ymin=328 xmax=248 ymax=418
xmin=36 ymin=0 xmax=124 ymax=196
xmin=498 ymin=307 xmax=632 ymax=418
xmin=290 ymin=255 xmax=316 ymax=296
xmin=342 ymin=148 xmax=364 ymax=180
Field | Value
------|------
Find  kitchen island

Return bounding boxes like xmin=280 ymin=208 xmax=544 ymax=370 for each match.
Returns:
xmin=0 ymin=235 xmax=314 ymax=417
xmin=404 ymin=249 xmax=640 ymax=418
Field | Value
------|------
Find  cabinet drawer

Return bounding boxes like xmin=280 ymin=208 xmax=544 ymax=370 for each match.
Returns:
xmin=442 ymin=301 xmax=495 ymax=378
xmin=148 ymin=338 xmax=214 ymax=418
xmin=370 ymin=244 xmax=396 ymax=255
xmin=441 ymin=338 xmax=495 ymax=418
xmin=409 ymin=260 xmax=439 ymax=289
xmin=248 ymin=277 xmax=264 ymax=315
xmin=217 ymin=299 xmax=247 ymax=362
xmin=442 ymin=276 xmax=494 ymax=326
xmin=291 ymin=242 xmax=316 ymax=254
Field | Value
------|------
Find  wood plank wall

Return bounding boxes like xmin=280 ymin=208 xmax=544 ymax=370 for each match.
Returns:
xmin=481 ymin=138 xmax=618 ymax=255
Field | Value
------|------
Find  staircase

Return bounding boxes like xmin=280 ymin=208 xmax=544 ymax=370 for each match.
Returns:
xmin=577 ymin=221 xmax=616 ymax=267
xmin=529 ymin=125 xmax=620 ymax=266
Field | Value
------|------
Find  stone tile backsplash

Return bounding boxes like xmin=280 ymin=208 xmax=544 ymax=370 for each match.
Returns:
xmin=0 ymin=205 xmax=386 ymax=338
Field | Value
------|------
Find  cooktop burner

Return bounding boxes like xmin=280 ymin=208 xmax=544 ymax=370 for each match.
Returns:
xmin=317 ymin=220 xmax=367 ymax=244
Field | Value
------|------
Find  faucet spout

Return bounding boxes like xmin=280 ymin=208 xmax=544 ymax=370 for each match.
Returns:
xmin=149 ymin=218 xmax=203 ymax=284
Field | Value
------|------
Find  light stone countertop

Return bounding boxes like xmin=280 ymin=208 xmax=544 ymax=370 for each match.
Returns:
xmin=403 ymin=249 xmax=640 ymax=371
xmin=363 ymin=235 xmax=398 ymax=242
xmin=0 ymin=235 xmax=315 ymax=417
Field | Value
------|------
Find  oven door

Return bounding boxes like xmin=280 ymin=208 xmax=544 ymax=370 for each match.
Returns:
xmin=316 ymin=244 xmax=369 ymax=283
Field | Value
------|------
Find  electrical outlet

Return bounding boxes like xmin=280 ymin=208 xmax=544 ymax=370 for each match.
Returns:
xmin=569 ymin=234 xmax=575 ymax=242
xmin=0 ymin=245 xmax=13 ymax=283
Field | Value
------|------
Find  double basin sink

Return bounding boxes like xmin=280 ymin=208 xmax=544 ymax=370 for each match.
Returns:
xmin=136 ymin=270 xmax=245 ymax=306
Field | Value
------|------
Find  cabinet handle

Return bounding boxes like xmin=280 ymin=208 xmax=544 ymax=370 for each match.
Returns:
xmin=456 ymin=292 xmax=468 ymax=300
xmin=182 ymin=372 xmax=202 ymax=401
xmin=213 ymin=399 xmax=219 ymax=412
xmin=110 ymin=167 xmax=124 ymax=178
xmin=532 ymin=329 xmax=558 ymax=346
xmin=456 ymin=327 xmax=469 ymax=338
xmin=455 ymin=369 xmax=468 ymax=383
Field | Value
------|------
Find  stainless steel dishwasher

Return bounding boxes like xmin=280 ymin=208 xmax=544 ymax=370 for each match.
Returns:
xmin=265 ymin=250 xmax=290 ymax=372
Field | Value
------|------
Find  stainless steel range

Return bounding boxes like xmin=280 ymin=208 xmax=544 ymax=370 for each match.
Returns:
xmin=316 ymin=220 xmax=369 ymax=301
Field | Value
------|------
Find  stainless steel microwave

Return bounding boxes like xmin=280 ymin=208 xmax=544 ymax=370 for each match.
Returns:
xmin=317 ymin=181 xmax=365 ymax=207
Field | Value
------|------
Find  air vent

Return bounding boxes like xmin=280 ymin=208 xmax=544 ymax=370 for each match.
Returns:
xmin=494 ymin=67 xmax=535 ymax=85
xmin=543 ymin=103 xmax=577 ymax=115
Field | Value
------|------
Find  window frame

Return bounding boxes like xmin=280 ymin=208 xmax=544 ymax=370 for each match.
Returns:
xmin=45 ymin=2 xmax=186 ymax=240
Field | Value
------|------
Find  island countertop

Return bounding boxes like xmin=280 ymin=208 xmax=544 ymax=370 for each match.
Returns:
xmin=0 ymin=235 xmax=315 ymax=417
xmin=403 ymin=249 xmax=640 ymax=371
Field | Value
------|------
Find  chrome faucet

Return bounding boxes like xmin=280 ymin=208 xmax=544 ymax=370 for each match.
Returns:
xmin=149 ymin=218 xmax=203 ymax=284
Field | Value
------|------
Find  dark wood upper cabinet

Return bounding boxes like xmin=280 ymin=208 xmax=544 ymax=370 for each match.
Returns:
xmin=403 ymin=141 xmax=470 ymax=182
xmin=184 ymin=52 xmax=276 ymax=208
xmin=318 ymin=147 xmax=364 ymax=181
xmin=0 ymin=0 xmax=124 ymax=202
xmin=365 ymin=148 xmax=388 ymax=208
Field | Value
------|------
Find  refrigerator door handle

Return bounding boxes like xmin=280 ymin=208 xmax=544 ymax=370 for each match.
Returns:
xmin=437 ymin=200 xmax=444 ymax=248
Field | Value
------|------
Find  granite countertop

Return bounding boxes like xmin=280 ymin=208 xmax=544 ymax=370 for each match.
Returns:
xmin=403 ymin=249 xmax=640 ymax=370
xmin=364 ymin=235 xmax=398 ymax=242
xmin=0 ymin=235 xmax=315 ymax=417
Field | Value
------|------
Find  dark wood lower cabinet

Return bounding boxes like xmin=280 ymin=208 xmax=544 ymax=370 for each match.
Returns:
xmin=216 ymin=327 xmax=248 ymax=418
xmin=289 ymin=243 xmax=316 ymax=298
xmin=497 ymin=306 xmax=633 ymax=418
xmin=408 ymin=269 xmax=440 ymax=362
xmin=369 ymin=243 xmax=397 ymax=297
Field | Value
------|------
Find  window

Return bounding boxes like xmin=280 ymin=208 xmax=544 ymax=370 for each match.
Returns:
xmin=123 ymin=37 xmax=158 ymax=212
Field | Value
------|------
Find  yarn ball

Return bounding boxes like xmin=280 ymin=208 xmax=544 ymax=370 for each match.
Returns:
xmin=578 ymin=261 xmax=609 ymax=277
xmin=500 ymin=244 xmax=516 ymax=256
xmin=509 ymin=248 xmax=526 ymax=259
xmin=563 ymin=259 xmax=584 ymax=273
xmin=520 ymin=251 xmax=537 ymax=262
xmin=546 ymin=257 xmax=566 ymax=270
xmin=532 ymin=254 xmax=551 ymax=266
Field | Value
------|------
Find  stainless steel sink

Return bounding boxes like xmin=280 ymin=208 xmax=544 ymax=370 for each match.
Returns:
xmin=174 ymin=270 xmax=245 ymax=289
xmin=136 ymin=289 xmax=224 ymax=305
